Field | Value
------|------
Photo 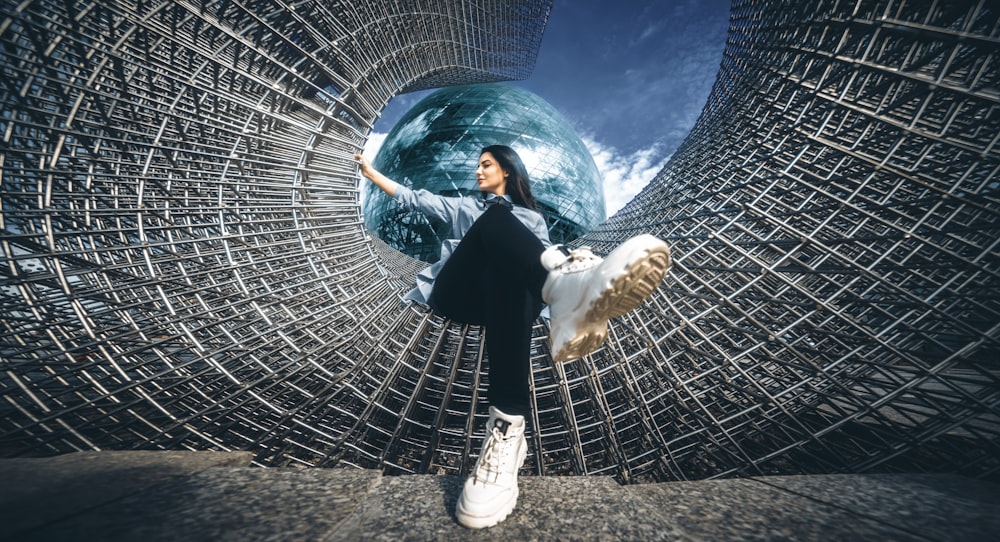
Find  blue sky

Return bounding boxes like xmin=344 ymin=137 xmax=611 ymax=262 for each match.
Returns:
xmin=366 ymin=0 xmax=731 ymax=214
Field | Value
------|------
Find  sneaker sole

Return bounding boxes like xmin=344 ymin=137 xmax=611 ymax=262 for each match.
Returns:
xmin=456 ymin=487 xmax=518 ymax=529
xmin=552 ymin=244 xmax=671 ymax=362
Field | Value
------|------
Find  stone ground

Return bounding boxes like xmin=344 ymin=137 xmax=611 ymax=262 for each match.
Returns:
xmin=1 ymin=451 xmax=997 ymax=541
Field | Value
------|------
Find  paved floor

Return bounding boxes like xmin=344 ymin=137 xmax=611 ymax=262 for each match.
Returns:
xmin=1 ymin=451 xmax=997 ymax=541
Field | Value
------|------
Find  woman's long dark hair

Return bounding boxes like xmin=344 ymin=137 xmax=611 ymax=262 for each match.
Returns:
xmin=481 ymin=144 xmax=537 ymax=210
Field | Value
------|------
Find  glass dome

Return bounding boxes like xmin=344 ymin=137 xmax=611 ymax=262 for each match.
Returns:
xmin=363 ymin=83 xmax=606 ymax=262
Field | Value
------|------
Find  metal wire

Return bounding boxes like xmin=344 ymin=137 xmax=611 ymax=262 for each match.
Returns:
xmin=1 ymin=0 xmax=997 ymax=484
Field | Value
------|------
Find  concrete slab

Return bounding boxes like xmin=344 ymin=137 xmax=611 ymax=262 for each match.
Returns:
xmin=753 ymin=473 xmax=1000 ymax=542
xmin=3 ymin=451 xmax=998 ymax=541
xmin=329 ymin=474 xmax=691 ymax=541
xmin=0 ymin=450 xmax=252 ymax=539
xmin=20 ymin=467 xmax=381 ymax=542
xmin=629 ymin=477 xmax=925 ymax=541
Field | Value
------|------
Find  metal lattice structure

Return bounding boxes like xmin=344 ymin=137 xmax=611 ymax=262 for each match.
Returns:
xmin=1 ymin=0 xmax=998 ymax=483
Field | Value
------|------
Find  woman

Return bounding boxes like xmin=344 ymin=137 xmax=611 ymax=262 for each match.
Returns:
xmin=356 ymin=146 xmax=670 ymax=529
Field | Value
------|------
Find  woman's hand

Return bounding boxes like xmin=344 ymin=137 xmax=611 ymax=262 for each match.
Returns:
xmin=354 ymin=153 xmax=376 ymax=180
xmin=354 ymin=153 xmax=399 ymax=196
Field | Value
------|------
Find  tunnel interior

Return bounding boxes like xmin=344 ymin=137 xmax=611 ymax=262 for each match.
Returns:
xmin=1 ymin=0 xmax=998 ymax=482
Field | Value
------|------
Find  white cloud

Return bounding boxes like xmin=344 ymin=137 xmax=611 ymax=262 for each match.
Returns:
xmin=583 ymin=136 xmax=670 ymax=216
xmin=362 ymin=131 xmax=387 ymax=161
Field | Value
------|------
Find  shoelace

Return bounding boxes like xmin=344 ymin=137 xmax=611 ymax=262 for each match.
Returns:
xmin=474 ymin=427 xmax=516 ymax=484
xmin=558 ymin=246 xmax=601 ymax=273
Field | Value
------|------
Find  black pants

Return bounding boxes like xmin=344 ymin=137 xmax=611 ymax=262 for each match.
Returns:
xmin=429 ymin=204 xmax=549 ymax=417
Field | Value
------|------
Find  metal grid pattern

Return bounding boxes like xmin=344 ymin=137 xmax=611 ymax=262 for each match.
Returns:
xmin=2 ymin=0 xmax=998 ymax=484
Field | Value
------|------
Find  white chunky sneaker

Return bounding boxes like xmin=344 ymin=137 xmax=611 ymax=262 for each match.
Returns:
xmin=455 ymin=406 xmax=527 ymax=529
xmin=542 ymin=234 xmax=671 ymax=362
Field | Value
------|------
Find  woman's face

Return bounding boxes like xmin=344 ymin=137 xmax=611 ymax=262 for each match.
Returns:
xmin=476 ymin=152 xmax=508 ymax=196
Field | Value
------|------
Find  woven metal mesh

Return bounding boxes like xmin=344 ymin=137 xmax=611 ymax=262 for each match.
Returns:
xmin=2 ymin=0 xmax=998 ymax=483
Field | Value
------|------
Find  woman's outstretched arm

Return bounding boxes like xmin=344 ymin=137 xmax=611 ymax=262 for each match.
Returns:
xmin=354 ymin=153 xmax=398 ymax=196
xmin=355 ymin=152 xmax=461 ymax=224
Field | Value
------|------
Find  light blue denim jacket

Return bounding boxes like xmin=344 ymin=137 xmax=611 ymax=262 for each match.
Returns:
xmin=393 ymin=185 xmax=551 ymax=305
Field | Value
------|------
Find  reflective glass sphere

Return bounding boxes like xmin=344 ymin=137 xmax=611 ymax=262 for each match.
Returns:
xmin=363 ymin=83 xmax=606 ymax=262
